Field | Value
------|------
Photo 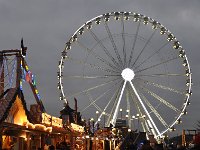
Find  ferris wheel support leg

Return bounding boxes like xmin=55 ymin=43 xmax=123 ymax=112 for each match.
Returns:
xmin=129 ymin=81 xmax=161 ymax=137
xmin=111 ymin=80 xmax=127 ymax=126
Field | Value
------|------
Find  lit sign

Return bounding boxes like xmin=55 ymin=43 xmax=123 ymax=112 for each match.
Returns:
xmin=70 ymin=123 xmax=84 ymax=133
xmin=42 ymin=113 xmax=63 ymax=127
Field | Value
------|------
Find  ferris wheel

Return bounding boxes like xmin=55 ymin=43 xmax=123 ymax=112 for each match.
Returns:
xmin=58 ymin=12 xmax=192 ymax=138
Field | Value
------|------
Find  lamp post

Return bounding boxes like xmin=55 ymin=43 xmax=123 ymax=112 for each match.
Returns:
xmin=126 ymin=109 xmax=130 ymax=127
xmin=102 ymin=111 xmax=106 ymax=127
xmin=131 ymin=115 xmax=135 ymax=131
xmin=90 ymin=118 xmax=95 ymax=134
xmin=125 ymin=114 xmax=129 ymax=127
xmin=96 ymin=111 xmax=99 ymax=122
xmin=136 ymin=114 xmax=140 ymax=132
xmin=120 ymin=108 xmax=123 ymax=119
xmin=132 ymin=114 xmax=146 ymax=132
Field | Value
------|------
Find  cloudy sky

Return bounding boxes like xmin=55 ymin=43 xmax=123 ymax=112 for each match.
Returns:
xmin=0 ymin=0 xmax=199 ymax=136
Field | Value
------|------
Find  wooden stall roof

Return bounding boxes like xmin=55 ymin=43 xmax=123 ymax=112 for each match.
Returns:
xmin=0 ymin=88 xmax=33 ymax=125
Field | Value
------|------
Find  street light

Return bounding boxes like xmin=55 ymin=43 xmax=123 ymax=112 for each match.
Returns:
xmin=120 ymin=108 xmax=123 ymax=119
xmin=131 ymin=115 xmax=136 ymax=130
xmin=96 ymin=111 xmax=99 ymax=122
xmin=126 ymin=110 xmax=130 ymax=127
xmin=135 ymin=114 xmax=146 ymax=132
xmin=90 ymin=118 xmax=95 ymax=134
xmin=102 ymin=111 xmax=106 ymax=127
xmin=125 ymin=114 xmax=129 ymax=127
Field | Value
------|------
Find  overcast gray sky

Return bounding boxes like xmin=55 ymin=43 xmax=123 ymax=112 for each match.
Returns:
xmin=0 ymin=0 xmax=199 ymax=136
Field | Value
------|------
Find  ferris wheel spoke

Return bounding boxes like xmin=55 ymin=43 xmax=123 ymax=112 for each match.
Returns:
xmin=77 ymin=41 xmax=120 ymax=72
xmin=128 ymin=22 xmax=141 ymax=66
xmin=129 ymin=80 xmax=161 ymax=136
xmin=67 ymin=77 xmax=121 ymax=98
xmin=104 ymin=21 xmax=123 ymax=68
xmin=64 ymin=74 xmax=120 ymax=79
xmin=128 ymin=85 xmax=147 ymax=132
xmin=136 ymin=78 xmax=184 ymax=95
xmin=135 ymin=56 xmax=178 ymax=74
xmin=142 ymin=86 xmax=181 ymax=113
xmin=105 ymin=82 xmax=123 ymax=126
xmin=68 ymin=57 xmax=120 ymax=74
xmin=111 ymin=80 xmax=127 ymax=126
xmin=131 ymin=30 xmax=156 ymax=68
xmin=121 ymin=16 xmax=127 ymax=67
xmin=127 ymin=87 xmax=137 ymax=130
xmin=96 ymin=83 xmax=123 ymax=126
xmin=81 ymin=80 xmax=122 ymax=113
xmin=88 ymin=29 xmax=121 ymax=68
xmin=138 ymin=89 xmax=169 ymax=128
xmin=128 ymin=85 xmax=142 ymax=115
xmin=128 ymin=84 xmax=150 ymax=133
xmin=85 ymin=91 xmax=103 ymax=112
xmin=136 ymin=73 xmax=185 ymax=78
xmin=134 ymin=41 xmax=170 ymax=70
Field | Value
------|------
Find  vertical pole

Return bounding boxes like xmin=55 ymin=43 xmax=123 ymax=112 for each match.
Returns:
xmin=96 ymin=111 xmax=99 ymax=124
xmin=182 ymin=129 xmax=186 ymax=146
xmin=109 ymin=140 xmax=112 ymax=150
xmin=16 ymin=53 xmax=22 ymax=89
xmin=104 ymin=115 xmax=105 ymax=128
xmin=41 ymin=134 xmax=45 ymax=150
xmin=92 ymin=121 xmax=94 ymax=134
xmin=0 ymin=54 xmax=4 ymax=95
xmin=86 ymin=138 xmax=90 ymax=150
xmin=70 ymin=133 xmax=74 ymax=150
xmin=119 ymin=108 xmax=122 ymax=119
xmin=0 ymin=134 xmax=2 ymax=150
xmin=18 ymin=137 xmax=23 ymax=150
xmin=26 ymin=133 xmax=30 ymax=150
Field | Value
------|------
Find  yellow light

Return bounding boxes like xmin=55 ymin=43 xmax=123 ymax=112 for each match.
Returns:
xmin=25 ymin=66 xmax=29 ymax=70
xmin=35 ymin=89 xmax=38 ymax=94
xmin=42 ymin=113 xmax=62 ymax=127
xmin=70 ymin=123 xmax=84 ymax=133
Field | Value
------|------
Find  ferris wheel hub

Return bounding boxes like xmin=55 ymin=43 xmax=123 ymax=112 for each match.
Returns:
xmin=121 ymin=68 xmax=135 ymax=81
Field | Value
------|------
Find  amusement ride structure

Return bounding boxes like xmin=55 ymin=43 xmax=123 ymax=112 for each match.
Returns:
xmin=0 ymin=39 xmax=46 ymax=117
xmin=58 ymin=11 xmax=192 ymax=139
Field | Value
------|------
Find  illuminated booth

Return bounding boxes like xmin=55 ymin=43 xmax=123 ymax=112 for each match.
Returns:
xmin=0 ymin=48 xmax=73 ymax=150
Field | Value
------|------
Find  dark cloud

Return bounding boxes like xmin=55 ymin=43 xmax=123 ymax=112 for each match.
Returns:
xmin=0 ymin=0 xmax=199 ymax=137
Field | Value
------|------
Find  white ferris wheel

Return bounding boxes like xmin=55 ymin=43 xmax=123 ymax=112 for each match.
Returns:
xmin=58 ymin=12 xmax=192 ymax=138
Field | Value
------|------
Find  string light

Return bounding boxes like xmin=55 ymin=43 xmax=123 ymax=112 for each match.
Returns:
xmin=20 ymin=62 xmax=45 ymax=112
